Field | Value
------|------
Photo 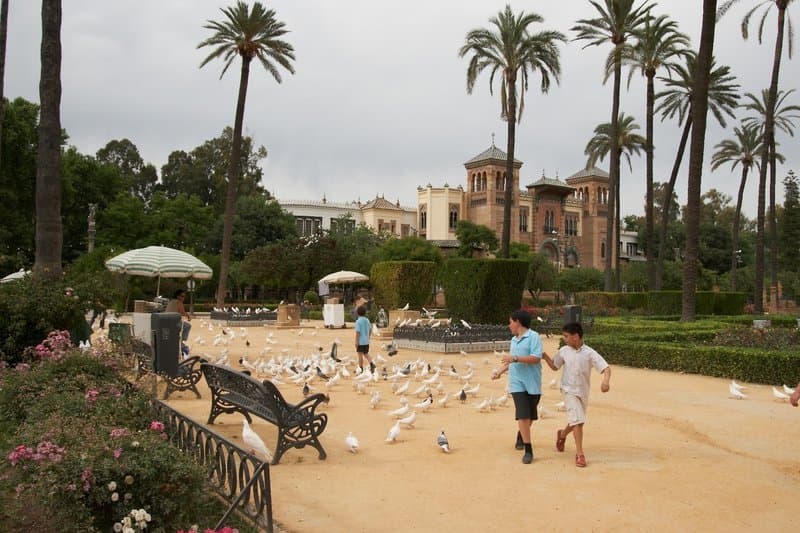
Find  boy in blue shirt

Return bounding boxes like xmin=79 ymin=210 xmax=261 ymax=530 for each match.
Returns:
xmin=491 ymin=309 xmax=543 ymax=464
xmin=354 ymin=305 xmax=375 ymax=374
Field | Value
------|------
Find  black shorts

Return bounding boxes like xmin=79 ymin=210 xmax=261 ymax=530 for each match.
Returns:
xmin=512 ymin=392 xmax=541 ymax=421
xmin=356 ymin=344 xmax=370 ymax=354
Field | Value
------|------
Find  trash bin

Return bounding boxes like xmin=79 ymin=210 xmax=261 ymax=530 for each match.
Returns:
xmin=563 ymin=305 xmax=582 ymax=325
xmin=151 ymin=313 xmax=181 ymax=376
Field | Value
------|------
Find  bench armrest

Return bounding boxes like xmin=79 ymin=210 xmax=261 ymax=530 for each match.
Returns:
xmin=294 ymin=392 xmax=328 ymax=414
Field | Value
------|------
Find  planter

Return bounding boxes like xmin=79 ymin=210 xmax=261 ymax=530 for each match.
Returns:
xmin=752 ymin=319 xmax=771 ymax=330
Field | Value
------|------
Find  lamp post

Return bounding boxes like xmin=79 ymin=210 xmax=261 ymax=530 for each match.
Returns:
xmin=551 ymin=230 xmax=563 ymax=272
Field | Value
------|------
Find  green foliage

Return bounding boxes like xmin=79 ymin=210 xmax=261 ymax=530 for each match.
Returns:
xmin=440 ymin=259 xmax=528 ymax=324
xmin=65 ymin=246 xmax=128 ymax=312
xmin=303 ymin=290 xmax=320 ymax=304
xmin=526 ymin=252 xmax=557 ymax=303
xmin=379 ymin=236 xmax=442 ymax=263
xmin=96 ymin=138 xmax=158 ymax=203
xmin=779 ymin=170 xmax=800 ymax=272
xmin=454 ymin=220 xmax=498 ymax=257
xmin=371 ymin=261 xmax=437 ymax=309
xmin=0 ymin=276 xmax=88 ymax=365
xmin=556 ymin=267 xmax=603 ymax=296
xmin=576 ymin=291 xmax=744 ymax=315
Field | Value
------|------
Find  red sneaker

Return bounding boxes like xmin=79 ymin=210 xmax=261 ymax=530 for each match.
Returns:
xmin=556 ymin=430 xmax=566 ymax=452
xmin=575 ymin=454 xmax=586 ymax=467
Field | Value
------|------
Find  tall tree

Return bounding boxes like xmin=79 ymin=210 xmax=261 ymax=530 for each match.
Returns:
xmin=741 ymin=88 xmax=800 ymax=299
xmin=779 ymin=170 xmax=800 ymax=271
xmin=653 ymin=53 xmax=739 ymax=288
xmin=34 ymin=0 xmax=62 ymax=279
xmin=584 ymin=112 xmax=646 ymax=286
xmin=682 ymin=0 xmax=718 ymax=322
xmin=620 ymin=13 xmax=689 ymax=289
xmin=96 ymin=138 xmax=157 ymax=204
xmin=718 ymin=0 xmax=796 ymax=312
xmin=0 ymin=0 xmax=9 ymax=171
xmin=573 ymin=0 xmax=653 ymax=291
xmin=198 ymin=1 xmax=295 ymax=306
xmin=710 ymin=124 xmax=764 ymax=291
xmin=459 ymin=5 xmax=565 ymax=258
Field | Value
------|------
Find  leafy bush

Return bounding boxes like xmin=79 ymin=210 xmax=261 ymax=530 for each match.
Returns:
xmin=303 ymin=290 xmax=320 ymax=305
xmin=370 ymin=261 xmax=437 ymax=309
xmin=710 ymin=326 xmax=800 ymax=350
xmin=440 ymin=259 xmax=528 ymax=324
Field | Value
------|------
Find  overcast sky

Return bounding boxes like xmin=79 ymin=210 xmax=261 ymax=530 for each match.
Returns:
xmin=5 ymin=1 xmax=799 ymax=219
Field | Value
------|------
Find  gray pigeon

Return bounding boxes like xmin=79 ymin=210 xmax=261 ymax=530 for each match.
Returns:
xmin=437 ymin=429 xmax=450 ymax=453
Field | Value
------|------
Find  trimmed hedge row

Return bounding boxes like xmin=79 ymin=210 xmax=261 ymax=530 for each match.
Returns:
xmin=370 ymin=261 xmax=437 ymax=310
xmin=440 ymin=259 xmax=528 ymax=324
xmin=576 ymin=291 xmax=746 ymax=315
xmin=588 ymin=337 xmax=800 ymax=384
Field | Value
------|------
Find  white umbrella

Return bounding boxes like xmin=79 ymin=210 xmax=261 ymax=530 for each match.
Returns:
xmin=319 ymin=270 xmax=369 ymax=284
xmin=0 ymin=268 xmax=29 ymax=284
xmin=105 ymin=246 xmax=212 ymax=295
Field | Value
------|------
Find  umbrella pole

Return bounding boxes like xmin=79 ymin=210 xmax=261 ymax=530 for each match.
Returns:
xmin=156 ymin=276 xmax=161 ymax=298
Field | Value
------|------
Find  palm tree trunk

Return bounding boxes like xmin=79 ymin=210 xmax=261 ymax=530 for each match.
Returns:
xmin=656 ymin=116 xmax=691 ymax=289
xmin=682 ymin=0 xmax=717 ymax=322
xmin=755 ymin=4 xmax=786 ymax=313
xmin=34 ymin=0 xmax=62 ymax=280
xmin=768 ymin=139 xmax=778 ymax=305
xmin=731 ymin=166 xmax=748 ymax=292
xmin=501 ymin=75 xmax=516 ymax=259
xmin=615 ymin=155 xmax=621 ymax=290
xmin=605 ymin=47 xmax=622 ymax=292
xmin=0 ymin=0 xmax=9 ymax=170
xmin=645 ymin=72 xmax=656 ymax=290
xmin=215 ymin=56 xmax=251 ymax=306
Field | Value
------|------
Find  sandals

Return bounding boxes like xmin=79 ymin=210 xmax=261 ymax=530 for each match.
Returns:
xmin=556 ymin=430 xmax=566 ymax=452
xmin=575 ymin=454 xmax=586 ymax=467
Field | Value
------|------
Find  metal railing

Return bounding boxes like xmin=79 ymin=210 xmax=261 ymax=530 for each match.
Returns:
xmin=393 ymin=322 xmax=509 ymax=343
xmin=152 ymin=400 xmax=273 ymax=532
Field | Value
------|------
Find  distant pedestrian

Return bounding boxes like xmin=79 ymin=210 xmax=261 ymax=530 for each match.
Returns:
xmin=542 ymin=322 xmax=611 ymax=468
xmin=165 ymin=289 xmax=192 ymax=346
xmin=354 ymin=305 xmax=375 ymax=374
xmin=491 ymin=309 xmax=543 ymax=464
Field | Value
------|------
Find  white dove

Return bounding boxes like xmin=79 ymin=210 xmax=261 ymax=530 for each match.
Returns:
xmin=242 ymin=419 xmax=273 ymax=462
xmin=555 ymin=400 xmax=567 ymax=411
xmin=394 ymin=380 xmax=410 ymax=395
xmin=783 ymin=384 xmax=795 ymax=395
xmin=399 ymin=411 xmax=417 ymax=428
xmin=414 ymin=395 xmax=433 ymax=412
xmin=372 ymin=323 xmax=380 ymax=335
xmin=370 ymin=391 xmax=381 ymax=409
xmin=731 ymin=379 xmax=747 ymax=392
xmin=345 ymin=432 xmax=360 ymax=453
xmin=476 ymin=398 xmax=491 ymax=412
xmin=437 ymin=392 xmax=450 ymax=407
xmin=460 ymin=319 xmax=472 ymax=330
xmin=386 ymin=421 xmax=401 ymax=443
xmin=772 ymin=386 xmax=790 ymax=401
xmin=729 ymin=382 xmax=747 ymax=399
xmin=401 ymin=303 xmax=410 ymax=311
xmin=437 ymin=429 xmax=450 ymax=453
xmin=464 ymin=383 xmax=480 ymax=396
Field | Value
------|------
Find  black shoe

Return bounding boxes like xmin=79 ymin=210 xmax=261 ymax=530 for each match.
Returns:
xmin=370 ymin=362 xmax=376 ymax=373
xmin=522 ymin=451 xmax=533 ymax=464
xmin=515 ymin=432 xmax=524 ymax=450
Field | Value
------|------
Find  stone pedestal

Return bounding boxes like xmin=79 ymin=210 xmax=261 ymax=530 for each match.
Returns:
xmin=276 ymin=304 xmax=300 ymax=328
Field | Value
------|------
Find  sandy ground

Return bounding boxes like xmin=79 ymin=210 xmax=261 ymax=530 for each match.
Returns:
xmin=140 ymin=318 xmax=798 ymax=532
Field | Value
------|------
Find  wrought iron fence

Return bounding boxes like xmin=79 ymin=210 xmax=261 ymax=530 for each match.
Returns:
xmin=393 ymin=323 xmax=510 ymax=343
xmin=210 ymin=310 xmax=277 ymax=323
xmin=152 ymin=400 xmax=273 ymax=532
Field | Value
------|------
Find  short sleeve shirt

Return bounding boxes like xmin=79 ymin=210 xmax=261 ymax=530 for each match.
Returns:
xmin=355 ymin=316 xmax=371 ymax=345
xmin=552 ymin=343 xmax=609 ymax=400
xmin=508 ymin=329 xmax=543 ymax=395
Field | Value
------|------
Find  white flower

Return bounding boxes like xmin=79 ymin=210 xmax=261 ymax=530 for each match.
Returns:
xmin=111 ymin=492 xmax=119 ymax=502
xmin=123 ymin=528 xmax=135 ymax=533
xmin=113 ymin=523 xmax=123 ymax=532
xmin=108 ymin=481 xmax=117 ymax=491
xmin=122 ymin=517 xmax=132 ymax=527
xmin=131 ymin=440 xmax=140 ymax=447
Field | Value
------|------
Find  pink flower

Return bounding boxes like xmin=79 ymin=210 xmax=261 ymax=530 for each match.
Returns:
xmin=149 ymin=420 xmax=165 ymax=432
xmin=85 ymin=389 xmax=100 ymax=403
xmin=113 ymin=447 xmax=122 ymax=459
xmin=109 ymin=428 xmax=130 ymax=438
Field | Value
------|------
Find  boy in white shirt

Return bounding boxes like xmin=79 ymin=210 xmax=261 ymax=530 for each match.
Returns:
xmin=542 ymin=322 xmax=610 ymax=468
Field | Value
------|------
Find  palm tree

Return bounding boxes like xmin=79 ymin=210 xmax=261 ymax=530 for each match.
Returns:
xmin=585 ymin=113 xmax=646 ymax=270
xmin=34 ymin=0 xmax=63 ymax=279
xmin=619 ymin=14 xmax=689 ymax=290
xmin=710 ymin=124 xmax=764 ymax=291
xmin=198 ymin=1 xmax=295 ymax=306
xmin=682 ymin=0 xmax=719 ymax=322
xmin=653 ymin=53 xmax=739 ymax=288
xmin=459 ymin=5 xmax=566 ymax=258
xmin=742 ymin=88 xmax=800 ymax=299
xmin=573 ymin=0 xmax=653 ymax=291
xmin=718 ymin=0 xmax=796 ymax=312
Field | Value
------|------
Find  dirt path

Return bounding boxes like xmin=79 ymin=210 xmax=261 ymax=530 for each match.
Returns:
xmin=153 ymin=319 xmax=799 ymax=532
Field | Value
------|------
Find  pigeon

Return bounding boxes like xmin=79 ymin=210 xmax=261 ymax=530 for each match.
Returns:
xmin=414 ymin=394 xmax=433 ymax=412
xmin=388 ymin=404 xmax=410 ymax=418
xmin=555 ymin=400 xmax=567 ymax=411
xmin=772 ymin=386 xmax=790 ymax=401
xmin=729 ymin=382 xmax=747 ymax=399
xmin=370 ymin=391 xmax=381 ymax=409
xmin=373 ymin=323 xmax=380 ymax=335
xmin=437 ymin=392 xmax=450 ymax=407
xmin=731 ymin=380 xmax=747 ymax=392
xmin=394 ymin=380 xmax=410 ymax=395
xmin=464 ymin=383 xmax=480 ymax=396
xmin=536 ymin=316 xmax=544 ymax=323
xmin=459 ymin=389 xmax=467 ymax=403
xmin=345 ymin=432 xmax=360 ymax=453
xmin=78 ymin=340 xmax=91 ymax=352
xmin=316 ymin=366 xmax=331 ymax=381
xmin=399 ymin=411 xmax=417 ymax=428
xmin=783 ymin=384 xmax=795 ymax=395
xmin=302 ymin=382 xmax=310 ymax=397
xmin=437 ymin=430 xmax=450 ymax=453
xmin=386 ymin=421 xmax=401 ymax=443
xmin=476 ymin=398 xmax=491 ymax=412
xmin=387 ymin=342 xmax=398 ymax=356
xmin=242 ymin=419 xmax=273 ymax=462
xmin=460 ymin=319 xmax=472 ymax=330
xmin=401 ymin=303 xmax=410 ymax=311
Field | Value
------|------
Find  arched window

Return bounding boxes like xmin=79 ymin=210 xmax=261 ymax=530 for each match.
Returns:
xmin=449 ymin=205 xmax=459 ymax=230
xmin=496 ymin=171 xmax=503 ymax=190
xmin=601 ymin=241 xmax=605 ymax=258
xmin=419 ymin=205 xmax=427 ymax=230
xmin=519 ymin=209 xmax=528 ymax=232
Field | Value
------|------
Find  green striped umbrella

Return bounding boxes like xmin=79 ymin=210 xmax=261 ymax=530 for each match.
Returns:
xmin=105 ymin=246 xmax=212 ymax=295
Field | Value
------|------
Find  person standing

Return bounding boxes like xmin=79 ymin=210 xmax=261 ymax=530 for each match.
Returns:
xmin=165 ymin=289 xmax=192 ymax=346
xmin=542 ymin=322 xmax=611 ymax=468
xmin=354 ymin=305 xmax=375 ymax=374
xmin=491 ymin=309 xmax=543 ymax=464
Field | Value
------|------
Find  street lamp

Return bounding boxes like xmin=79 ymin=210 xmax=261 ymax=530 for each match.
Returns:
xmin=551 ymin=230 xmax=562 ymax=271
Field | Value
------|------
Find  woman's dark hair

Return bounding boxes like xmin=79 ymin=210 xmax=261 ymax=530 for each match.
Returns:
xmin=510 ymin=309 xmax=531 ymax=329
xmin=173 ymin=289 xmax=186 ymax=299
xmin=357 ymin=305 xmax=367 ymax=316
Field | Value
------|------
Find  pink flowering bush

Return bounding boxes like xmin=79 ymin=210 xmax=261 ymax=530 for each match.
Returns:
xmin=27 ymin=329 xmax=73 ymax=362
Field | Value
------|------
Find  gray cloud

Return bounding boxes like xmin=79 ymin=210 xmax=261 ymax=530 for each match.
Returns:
xmin=5 ymin=1 xmax=798 ymax=219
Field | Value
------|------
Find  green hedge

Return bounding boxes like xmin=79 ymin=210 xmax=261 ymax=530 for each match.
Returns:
xmin=576 ymin=291 xmax=745 ymax=315
xmin=588 ymin=337 xmax=800 ymax=384
xmin=440 ymin=259 xmax=528 ymax=324
xmin=370 ymin=261 xmax=437 ymax=310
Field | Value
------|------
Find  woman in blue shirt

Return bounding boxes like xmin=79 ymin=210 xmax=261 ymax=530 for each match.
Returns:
xmin=491 ymin=309 xmax=543 ymax=464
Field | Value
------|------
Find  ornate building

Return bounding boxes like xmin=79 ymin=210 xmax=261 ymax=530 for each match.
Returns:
xmin=416 ymin=143 xmax=638 ymax=269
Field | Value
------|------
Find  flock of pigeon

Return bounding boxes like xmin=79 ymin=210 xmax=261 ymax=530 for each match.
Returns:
xmin=728 ymin=379 xmax=796 ymax=401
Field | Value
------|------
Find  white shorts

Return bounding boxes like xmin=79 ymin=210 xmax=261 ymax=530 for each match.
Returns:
xmin=564 ymin=393 xmax=586 ymax=426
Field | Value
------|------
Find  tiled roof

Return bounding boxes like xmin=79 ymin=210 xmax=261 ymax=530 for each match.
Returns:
xmin=566 ymin=166 xmax=609 ymax=180
xmin=464 ymin=144 xmax=522 ymax=166
xmin=362 ymin=196 xmax=403 ymax=211
xmin=526 ymin=176 xmax=574 ymax=190
xmin=280 ymin=199 xmax=360 ymax=209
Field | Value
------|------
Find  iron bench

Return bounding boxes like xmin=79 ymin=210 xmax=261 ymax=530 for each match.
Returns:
xmin=132 ymin=339 xmax=206 ymax=400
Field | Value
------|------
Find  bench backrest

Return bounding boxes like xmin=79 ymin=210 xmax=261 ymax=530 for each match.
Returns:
xmin=201 ymin=363 xmax=291 ymax=423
